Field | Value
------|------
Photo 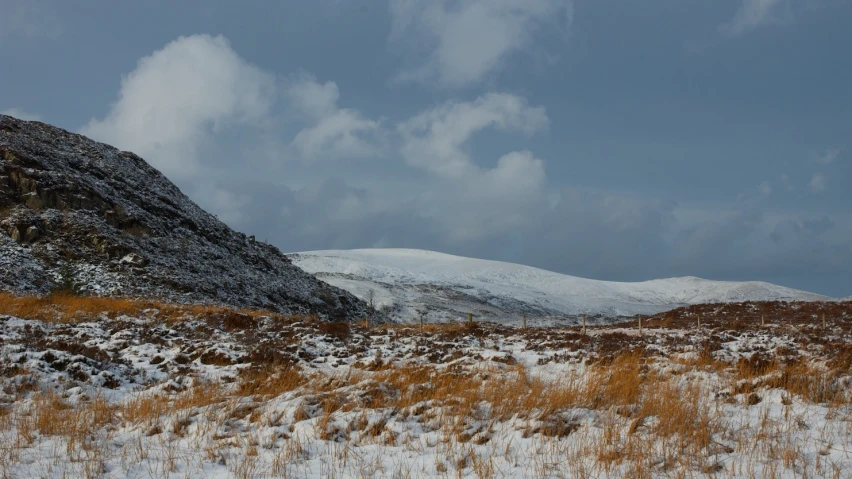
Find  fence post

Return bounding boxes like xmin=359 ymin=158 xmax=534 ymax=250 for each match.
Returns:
xmin=522 ymin=314 xmax=527 ymax=330
xmin=468 ymin=313 xmax=473 ymax=325
xmin=365 ymin=316 xmax=370 ymax=330
xmin=761 ymin=315 xmax=765 ymax=328
xmin=582 ymin=314 xmax=587 ymax=335
xmin=823 ymin=314 xmax=826 ymax=329
xmin=638 ymin=314 xmax=642 ymax=336
xmin=697 ymin=313 xmax=701 ymax=330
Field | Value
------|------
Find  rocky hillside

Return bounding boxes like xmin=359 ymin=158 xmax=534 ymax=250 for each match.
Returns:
xmin=0 ymin=115 xmax=365 ymax=320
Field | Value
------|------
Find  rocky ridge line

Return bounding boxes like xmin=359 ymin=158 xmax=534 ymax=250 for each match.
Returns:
xmin=0 ymin=115 xmax=365 ymax=320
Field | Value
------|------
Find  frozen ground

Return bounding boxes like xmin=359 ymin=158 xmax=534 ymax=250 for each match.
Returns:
xmin=290 ymin=249 xmax=831 ymax=323
xmin=1 ymin=297 xmax=852 ymax=478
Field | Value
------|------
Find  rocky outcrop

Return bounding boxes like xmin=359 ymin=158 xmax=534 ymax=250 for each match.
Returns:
xmin=0 ymin=115 xmax=366 ymax=320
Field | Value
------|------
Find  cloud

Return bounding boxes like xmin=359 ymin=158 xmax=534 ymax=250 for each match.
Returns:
xmin=1 ymin=108 xmax=41 ymax=121
xmin=0 ymin=0 xmax=62 ymax=42
xmin=81 ymin=34 xmax=277 ymax=180
xmin=398 ymin=93 xmax=548 ymax=179
xmin=808 ymin=172 xmax=827 ymax=192
xmin=396 ymin=93 xmax=549 ymax=240
xmin=77 ymin=34 xmax=852 ymax=295
xmin=719 ymin=0 xmax=791 ymax=36
xmin=813 ymin=147 xmax=842 ymax=165
xmin=284 ymin=73 xmax=386 ymax=161
xmin=389 ymin=0 xmax=573 ymax=88
xmin=759 ymin=180 xmax=772 ymax=197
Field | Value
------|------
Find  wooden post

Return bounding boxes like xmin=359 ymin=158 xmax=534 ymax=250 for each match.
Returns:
xmin=697 ymin=313 xmax=701 ymax=330
xmin=823 ymin=314 xmax=826 ymax=329
xmin=468 ymin=313 xmax=473 ymax=325
xmin=761 ymin=315 xmax=765 ymax=328
xmin=365 ymin=316 xmax=370 ymax=329
xmin=582 ymin=314 xmax=587 ymax=335
xmin=638 ymin=314 xmax=643 ymax=336
xmin=522 ymin=314 xmax=527 ymax=330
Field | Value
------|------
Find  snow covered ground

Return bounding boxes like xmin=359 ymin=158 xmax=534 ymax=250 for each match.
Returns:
xmin=2 ymin=298 xmax=852 ymax=478
xmin=290 ymin=249 xmax=830 ymax=323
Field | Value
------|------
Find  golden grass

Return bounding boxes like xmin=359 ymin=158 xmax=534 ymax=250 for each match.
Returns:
xmin=0 ymin=291 xmax=285 ymax=323
xmin=4 ymin=290 xmax=852 ymax=476
xmin=2 ymin=347 xmax=851 ymax=478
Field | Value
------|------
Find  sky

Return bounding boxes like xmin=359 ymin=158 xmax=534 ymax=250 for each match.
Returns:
xmin=1 ymin=0 xmax=851 ymax=296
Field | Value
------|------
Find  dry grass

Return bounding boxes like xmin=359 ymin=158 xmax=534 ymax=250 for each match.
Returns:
xmin=0 ymin=291 xmax=286 ymax=324
xmin=4 ymin=292 xmax=852 ymax=476
xmin=1 ymin=348 xmax=850 ymax=477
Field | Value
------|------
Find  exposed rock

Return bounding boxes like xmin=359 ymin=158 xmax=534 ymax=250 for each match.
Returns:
xmin=0 ymin=114 xmax=366 ymax=321
xmin=24 ymin=225 xmax=39 ymax=243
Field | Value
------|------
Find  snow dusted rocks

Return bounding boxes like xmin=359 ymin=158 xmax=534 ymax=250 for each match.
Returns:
xmin=0 ymin=115 xmax=365 ymax=320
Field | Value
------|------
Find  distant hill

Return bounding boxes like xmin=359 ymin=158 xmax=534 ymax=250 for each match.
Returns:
xmin=0 ymin=115 xmax=365 ymax=320
xmin=290 ymin=248 xmax=830 ymax=324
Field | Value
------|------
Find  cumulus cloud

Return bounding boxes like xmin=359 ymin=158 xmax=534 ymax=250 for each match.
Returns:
xmin=808 ymin=172 xmax=827 ymax=192
xmin=284 ymin=73 xmax=386 ymax=161
xmin=76 ymin=34 xmax=852 ymax=295
xmin=81 ymin=34 xmax=277 ymax=180
xmin=719 ymin=0 xmax=791 ymax=36
xmin=1 ymin=108 xmax=41 ymax=121
xmin=397 ymin=93 xmax=549 ymax=239
xmin=389 ymin=0 xmax=573 ymax=88
xmin=398 ymin=93 xmax=548 ymax=179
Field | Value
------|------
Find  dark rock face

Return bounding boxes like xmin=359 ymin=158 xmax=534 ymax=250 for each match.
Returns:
xmin=0 ymin=115 xmax=365 ymax=320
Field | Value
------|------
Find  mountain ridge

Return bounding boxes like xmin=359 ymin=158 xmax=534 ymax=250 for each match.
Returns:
xmin=290 ymin=248 xmax=830 ymax=323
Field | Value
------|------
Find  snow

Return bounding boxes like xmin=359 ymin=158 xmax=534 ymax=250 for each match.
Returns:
xmin=290 ymin=249 xmax=830 ymax=323
xmin=0 ymin=114 xmax=366 ymax=321
xmin=2 ymin=311 xmax=852 ymax=478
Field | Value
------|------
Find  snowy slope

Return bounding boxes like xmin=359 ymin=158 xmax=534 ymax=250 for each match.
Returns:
xmin=290 ymin=249 xmax=830 ymax=324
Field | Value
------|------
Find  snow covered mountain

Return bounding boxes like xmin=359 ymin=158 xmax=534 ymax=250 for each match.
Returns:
xmin=290 ymin=249 xmax=830 ymax=324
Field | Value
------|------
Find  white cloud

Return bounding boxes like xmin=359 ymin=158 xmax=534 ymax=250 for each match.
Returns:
xmin=399 ymin=93 xmax=549 ymax=240
xmin=81 ymin=34 xmax=277 ymax=180
xmin=190 ymin=181 xmax=251 ymax=227
xmin=1 ymin=108 xmax=41 ymax=121
xmin=719 ymin=0 xmax=791 ymax=36
xmin=813 ymin=147 xmax=841 ymax=165
xmin=389 ymin=0 xmax=573 ymax=88
xmin=284 ymin=72 xmax=340 ymax=120
xmin=285 ymin=73 xmax=386 ymax=161
xmin=398 ymin=93 xmax=548 ymax=179
xmin=759 ymin=180 xmax=772 ymax=197
xmin=808 ymin=172 xmax=827 ymax=193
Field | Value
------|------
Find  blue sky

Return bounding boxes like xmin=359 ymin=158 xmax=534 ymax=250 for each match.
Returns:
xmin=1 ymin=0 xmax=850 ymax=296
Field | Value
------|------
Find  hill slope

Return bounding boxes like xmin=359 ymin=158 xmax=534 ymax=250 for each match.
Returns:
xmin=0 ymin=115 xmax=364 ymax=320
xmin=290 ymin=248 xmax=829 ymax=323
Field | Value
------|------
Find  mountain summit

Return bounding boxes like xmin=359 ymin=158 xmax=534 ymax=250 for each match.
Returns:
xmin=0 ymin=115 xmax=364 ymax=320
